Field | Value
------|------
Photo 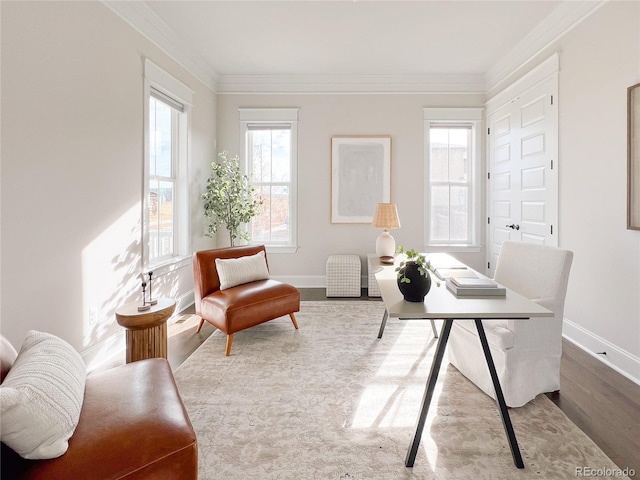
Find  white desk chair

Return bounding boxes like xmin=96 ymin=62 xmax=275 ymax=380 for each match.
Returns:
xmin=448 ymin=241 xmax=574 ymax=407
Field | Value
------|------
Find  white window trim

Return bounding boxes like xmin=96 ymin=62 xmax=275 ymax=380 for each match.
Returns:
xmin=424 ymin=108 xmax=483 ymax=252
xmin=143 ymin=58 xmax=193 ymax=272
xmin=239 ymin=108 xmax=299 ymax=254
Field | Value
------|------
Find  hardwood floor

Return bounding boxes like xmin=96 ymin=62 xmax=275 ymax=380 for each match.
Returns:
xmin=169 ymin=289 xmax=639 ymax=477
xmin=545 ymin=341 xmax=639 ymax=476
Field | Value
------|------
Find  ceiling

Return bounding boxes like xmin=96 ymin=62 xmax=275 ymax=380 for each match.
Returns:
xmin=107 ymin=0 xmax=603 ymax=93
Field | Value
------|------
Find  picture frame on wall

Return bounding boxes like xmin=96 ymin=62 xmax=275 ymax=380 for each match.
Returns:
xmin=628 ymin=83 xmax=640 ymax=230
xmin=330 ymin=136 xmax=391 ymax=224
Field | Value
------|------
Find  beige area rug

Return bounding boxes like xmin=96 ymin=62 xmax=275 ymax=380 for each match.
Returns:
xmin=174 ymin=301 xmax=627 ymax=480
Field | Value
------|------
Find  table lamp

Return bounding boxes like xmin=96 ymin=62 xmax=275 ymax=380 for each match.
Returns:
xmin=372 ymin=203 xmax=400 ymax=259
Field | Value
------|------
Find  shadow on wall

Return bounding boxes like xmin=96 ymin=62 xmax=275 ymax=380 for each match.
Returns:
xmin=81 ymin=203 xmax=189 ymax=371
xmin=81 ymin=204 xmax=144 ymax=368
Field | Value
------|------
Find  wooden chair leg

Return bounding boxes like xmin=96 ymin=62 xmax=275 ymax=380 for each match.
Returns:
xmin=196 ymin=318 xmax=205 ymax=333
xmin=290 ymin=313 xmax=299 ymax=330
xmin=225 ymin=334 xmax=233 ymax=356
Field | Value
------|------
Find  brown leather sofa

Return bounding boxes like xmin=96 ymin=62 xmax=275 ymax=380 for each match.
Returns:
xmin=1 ymin=339 xmax=197 ymax=480
xmin=193 ymin=245 xmax=300 ymax=356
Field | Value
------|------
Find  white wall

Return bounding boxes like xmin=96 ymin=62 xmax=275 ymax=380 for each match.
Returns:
xmin=0 ymin=1 xmax=216 ymax=369
xmin=490 ymin=1 xmax=640 ymax=381
xmin=556 ymin=1 xmax=640 ymax=380
xmin=217 ymin=93 xmax=486 ymax=282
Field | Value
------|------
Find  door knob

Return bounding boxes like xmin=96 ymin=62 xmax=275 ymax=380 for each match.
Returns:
xmin=506 ymin=224 xmax=520 ymax=230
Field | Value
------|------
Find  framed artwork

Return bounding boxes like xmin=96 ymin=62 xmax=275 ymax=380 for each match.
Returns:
xmin=628 ymin=83 xmax=640 ymax=230
xmin=331 ymin=136 xmax=391 ymax=223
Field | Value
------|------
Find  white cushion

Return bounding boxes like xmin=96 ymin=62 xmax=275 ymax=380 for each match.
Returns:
xmin=216 ymin=250 xmax=270 ymax=290
xmin=1 ymin=336 xmax=18 ymax=382
xmin=452 ymin=319 xmax=514 ymax=350
xmin=0 ymin=330 xmax=86 ymax=459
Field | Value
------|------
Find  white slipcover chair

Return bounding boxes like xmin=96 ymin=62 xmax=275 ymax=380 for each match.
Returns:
xmin=447 ymin=241 xmax=574 ymax=407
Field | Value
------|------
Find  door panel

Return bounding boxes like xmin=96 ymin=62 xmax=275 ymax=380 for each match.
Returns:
xmin=488 ymin=75 xmax=558 ymax=276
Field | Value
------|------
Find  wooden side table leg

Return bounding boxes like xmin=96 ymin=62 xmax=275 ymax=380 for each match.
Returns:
xmin=125 ymin=322 xmax=168 ymax=363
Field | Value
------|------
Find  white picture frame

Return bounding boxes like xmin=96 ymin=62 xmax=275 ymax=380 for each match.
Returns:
xmin=331 ymin=136 xmax=392 ymax=224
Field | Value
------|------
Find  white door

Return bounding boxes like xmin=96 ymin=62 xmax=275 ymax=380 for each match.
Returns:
xmin=487 ymin=75 xmax=558 ymax=277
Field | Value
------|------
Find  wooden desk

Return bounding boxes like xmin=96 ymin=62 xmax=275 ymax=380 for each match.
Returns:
xmin=115 ymin=297 xmax=176 ymax=363
xmin=374 ymin=255 xmax=553 ymax=469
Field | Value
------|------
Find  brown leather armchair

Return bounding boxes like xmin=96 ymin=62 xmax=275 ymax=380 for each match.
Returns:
xmin=193 ymin=245 xmax=300 ymax=356
xmin=1 ymin=339 xmax=197 ymax=480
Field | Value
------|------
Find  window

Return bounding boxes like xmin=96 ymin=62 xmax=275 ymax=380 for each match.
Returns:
xmin=239 ymin=108 xmax=299 ymax=253
xmin=144 ymin=59 xmax=192 ymax=267
xmin=424 ymin=108 xmax=482 ymax=249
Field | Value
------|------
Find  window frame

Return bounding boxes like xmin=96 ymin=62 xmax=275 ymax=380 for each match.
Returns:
xmin=239 ymin=108 xmax=299 ymax=254
xmin=424 ymin=108 xmax=483 ymax=252
xmin=143 ymin=59 xmax=193 ymax=271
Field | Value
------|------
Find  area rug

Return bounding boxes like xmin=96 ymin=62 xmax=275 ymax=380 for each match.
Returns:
xmin=174 ymin=301 xmax=627 ymax=480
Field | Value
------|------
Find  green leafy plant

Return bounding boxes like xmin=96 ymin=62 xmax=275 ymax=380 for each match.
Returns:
xmin=203 ymin=151 xmax=263 ymax=246
xmin=395 ymin=246 xmax=440 ymax=286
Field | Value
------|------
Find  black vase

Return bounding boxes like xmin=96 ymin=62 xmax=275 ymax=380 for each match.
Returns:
xmin=397 ymin=261 xmax=432 ymax=302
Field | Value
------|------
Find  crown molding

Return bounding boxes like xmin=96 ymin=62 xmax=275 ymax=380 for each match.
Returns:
xmin=101 ymin=0 xmax=219 ymax=92
xmin=100 ymin=0 xmax=484 ymax=94
xmin=103 ymin=0 xmax=605 ymax=96
xmin=485 ymin=0 xmax=608 ymax=94
xmin=216 ymin=74 xmax=486 ymax=95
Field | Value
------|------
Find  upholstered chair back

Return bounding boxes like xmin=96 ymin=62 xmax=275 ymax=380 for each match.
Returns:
xmin=192 ymin=245 xmax=268 ymax=308
xmin=494 ymin=240 xmax=573 ymax=318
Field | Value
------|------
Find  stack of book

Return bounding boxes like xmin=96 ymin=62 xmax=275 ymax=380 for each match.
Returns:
xmin=434 ymin=267 xmax=477 ymax=281
xmin=445 ymin=277 xmax=507 ymax=297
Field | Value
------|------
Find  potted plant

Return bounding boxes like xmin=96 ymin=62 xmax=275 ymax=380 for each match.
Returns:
xmin=395 ymin=246 xmax=433 ymax=302
xmin=202 ymin=151 xmax=263 ymax=246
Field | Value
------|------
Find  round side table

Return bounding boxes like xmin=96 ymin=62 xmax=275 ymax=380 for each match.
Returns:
xmin=115 ymin=297 xmax=176 ymax=363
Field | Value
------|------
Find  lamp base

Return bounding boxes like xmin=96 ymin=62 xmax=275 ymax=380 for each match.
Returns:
xmin=376 ymin=231 xmax=396 ymax=258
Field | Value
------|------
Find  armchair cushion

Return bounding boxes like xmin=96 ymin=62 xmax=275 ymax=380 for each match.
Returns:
xmin=215 ymin=250 xmax=270 ymax=290
xmin=0 ymin=331 xmax=86 ymax=459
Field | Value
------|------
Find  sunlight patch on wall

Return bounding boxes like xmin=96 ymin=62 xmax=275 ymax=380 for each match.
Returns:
xmin=81 ymin=203 xmax=142 ymax=356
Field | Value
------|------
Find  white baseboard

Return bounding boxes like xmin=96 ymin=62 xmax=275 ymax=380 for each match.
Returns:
xmin=82 ymin=331 xmax=125 ymax=374
xmin=563 ymin=318 xmax=640 ymax=386
xmin=175 ymin=289 xmax=195 ymax=314
xmin=271 ymin=275 xmax=368 ymax=289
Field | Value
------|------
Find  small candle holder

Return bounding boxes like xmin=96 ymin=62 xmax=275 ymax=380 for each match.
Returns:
xmin=147 ymin=271 xmax=158 ymax=306
xmin=137 ymin=281 xmax=151 ymax=311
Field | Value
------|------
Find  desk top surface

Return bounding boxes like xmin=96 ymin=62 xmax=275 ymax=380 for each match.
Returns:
xmin=373 ymin=253 xmax=553 ymax=319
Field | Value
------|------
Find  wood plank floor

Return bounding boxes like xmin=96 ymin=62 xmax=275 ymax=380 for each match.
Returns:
xmin=168 ymin=289 xmax=639 ymax=477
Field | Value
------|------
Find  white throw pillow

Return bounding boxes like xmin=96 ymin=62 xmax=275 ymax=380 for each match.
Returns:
xmin=0 ymin=330 xmax=86 ymax=459
xmin=216 ymin=250 xmax=270 ymax=290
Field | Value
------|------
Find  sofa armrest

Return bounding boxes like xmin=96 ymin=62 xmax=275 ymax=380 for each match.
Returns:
xmin=2 ymin=359 xmax=197 ymax=480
